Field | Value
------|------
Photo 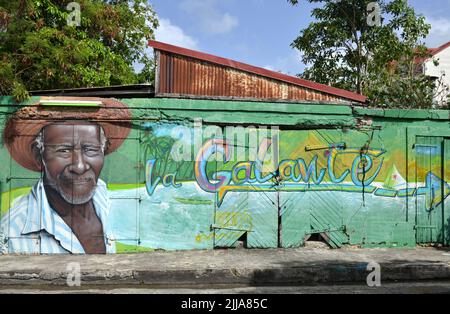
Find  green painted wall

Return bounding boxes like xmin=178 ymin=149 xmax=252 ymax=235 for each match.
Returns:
xmin=0 ymin=97 xmax=449 ymax=253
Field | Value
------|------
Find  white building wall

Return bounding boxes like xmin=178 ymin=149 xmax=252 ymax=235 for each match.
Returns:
xmin=424 ymin=47 xmax=450 ymax=107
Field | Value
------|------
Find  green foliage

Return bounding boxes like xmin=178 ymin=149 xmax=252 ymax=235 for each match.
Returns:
xmin=141 ymin=127 xmax=194 ymax=181
xmin=0 ymin=0 xmax=158 ymax=101
xmin=288 ymin=0 xmax=437 ymax=107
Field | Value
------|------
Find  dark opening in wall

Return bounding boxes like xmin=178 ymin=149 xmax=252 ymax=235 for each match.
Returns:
xmin=305 ymin=233 xmax=332 ymax=249
xmin=236 ymin=232 xmax=247 ymax=249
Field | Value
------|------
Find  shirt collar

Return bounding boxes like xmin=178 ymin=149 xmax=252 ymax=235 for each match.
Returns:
xmin=21 ymin=179 xmax=114 ymax=254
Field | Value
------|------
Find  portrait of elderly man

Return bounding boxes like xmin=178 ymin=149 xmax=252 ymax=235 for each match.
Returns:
xmin=0 ymin=98 xmax=131 ymax=254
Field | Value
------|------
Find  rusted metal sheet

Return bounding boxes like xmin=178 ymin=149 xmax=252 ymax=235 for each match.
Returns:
xmin=157 ymin=52 xmax=349 ymax=103
xmin=150 ymin=41 xmax=367 ymax=104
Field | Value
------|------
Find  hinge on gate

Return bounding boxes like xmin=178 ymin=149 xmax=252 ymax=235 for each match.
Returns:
xmin=210 ymin=224 xmax=252 ymax=232
xmin=413 ymin=144 xmax=439 ymax=149
xmin=305 ymin=142 xmax=346 ymax=152
xmin=414 ymin=225 xmax=437 ymax=230
xmin=305 ymin=226 xmax=346 ymax=235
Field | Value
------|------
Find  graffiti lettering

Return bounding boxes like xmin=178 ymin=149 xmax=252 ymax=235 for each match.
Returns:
xmin=194 ymin=138 xmax=385 ymax=192
xmin=194 ymin=138 xmax=232 ymax=193
xmin=328 ymin=149 xmax=350 ymax=183
xmin=146 ymin=138 xmax=387 ymax=205
xmin=145 ymin=159 xmax=181 ymax=195
xmin=352 ymin=154 xmax=383 ymax=187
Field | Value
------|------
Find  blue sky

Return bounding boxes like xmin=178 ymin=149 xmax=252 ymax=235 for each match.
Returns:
xmin=149 ymin=0 xmax=450 ymax=76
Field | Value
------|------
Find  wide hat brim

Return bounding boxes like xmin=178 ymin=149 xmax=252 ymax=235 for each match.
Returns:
xmin=3 ymin=97 xmax=132 ymax=172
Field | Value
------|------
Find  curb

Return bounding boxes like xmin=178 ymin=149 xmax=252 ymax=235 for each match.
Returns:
xmin=1 ymin=262 xmax=449 ymax=286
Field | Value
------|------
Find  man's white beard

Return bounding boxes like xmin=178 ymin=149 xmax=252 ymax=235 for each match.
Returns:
xmin=43 ymin=165 xmax=97 ymax=205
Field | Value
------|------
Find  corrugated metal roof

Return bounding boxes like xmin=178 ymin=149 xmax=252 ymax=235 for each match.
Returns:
xmin=149 ymin=40 xmax=367 ymax=104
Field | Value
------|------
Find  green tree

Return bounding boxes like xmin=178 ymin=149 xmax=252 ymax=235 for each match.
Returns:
xmin=0 ymin=0 xmax=158 ymax=101
xmin=289 ymin=0 xmax=437 ymax=107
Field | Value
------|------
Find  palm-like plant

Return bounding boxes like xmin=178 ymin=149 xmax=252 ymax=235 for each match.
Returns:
xmin=140 ymin=127 xmax=194 ymax=181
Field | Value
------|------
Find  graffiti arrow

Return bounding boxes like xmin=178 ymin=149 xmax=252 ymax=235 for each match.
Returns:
xmin=417 ymin=172 xmax=450 ymax=211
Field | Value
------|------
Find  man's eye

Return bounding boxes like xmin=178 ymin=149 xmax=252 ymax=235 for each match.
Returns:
xmin=57 ymin=149 xmax=71 ymax=153
xmin=84 ymin=147 xmax=101 ymax=154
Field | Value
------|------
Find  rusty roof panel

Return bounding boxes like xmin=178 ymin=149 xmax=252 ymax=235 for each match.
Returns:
xmin=156 ymin=49 xmax=357 ymax=104
xmin=150 ymin=41 xmax=367 ymax=104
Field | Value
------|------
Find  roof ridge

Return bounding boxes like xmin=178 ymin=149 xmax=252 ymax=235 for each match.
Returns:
xmin=428 ymin=40 xmax=450 ymax=56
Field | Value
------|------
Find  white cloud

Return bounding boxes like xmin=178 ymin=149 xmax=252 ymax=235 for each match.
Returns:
xmin=155 ymin=18 xmax=199 ymax=49
xmin=180 ymin=0 xmax=239 ymax=35
xmin=212 ymin=13 xmax=239 ymax=35
xmin=424 ymin=16 xmax=450 ymax=47
xmin=263 ymin=50 xmax=305 ymax=76
xmin=134 ymin=18 xmax=199 ymax=73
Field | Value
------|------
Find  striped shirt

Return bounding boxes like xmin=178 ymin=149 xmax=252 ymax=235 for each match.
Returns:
xmin=0 ymin=179 xmax=115 ymax=254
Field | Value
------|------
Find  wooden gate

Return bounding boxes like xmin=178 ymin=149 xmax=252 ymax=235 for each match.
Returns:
xmin=414 ymin=136 xmax=450 ymax=245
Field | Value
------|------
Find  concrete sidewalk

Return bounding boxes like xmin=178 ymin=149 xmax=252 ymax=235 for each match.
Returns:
xmin=1 ymin=246 xmax=450 ymax=287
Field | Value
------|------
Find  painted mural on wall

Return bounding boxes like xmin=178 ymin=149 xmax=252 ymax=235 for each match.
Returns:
xmin=0 ymin=98 xmax=131 ymax=254
xmin=0 ymin=98 xmax=449 ymax=254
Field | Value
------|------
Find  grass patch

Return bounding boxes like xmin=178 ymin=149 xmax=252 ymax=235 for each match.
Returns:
xmin=107 ymin=183 xmax=146 ymax=191
xmin=115 ymin=242 xmax=155 ymax=254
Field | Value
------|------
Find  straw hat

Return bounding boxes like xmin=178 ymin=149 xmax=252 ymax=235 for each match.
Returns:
xmin=3 ymin=97 xmax=132 ymax=172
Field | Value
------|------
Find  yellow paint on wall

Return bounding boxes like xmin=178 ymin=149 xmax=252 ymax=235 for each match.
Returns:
xmin=1 ymin=187 xmax=32 ymax=216
xmin=195 ymin=231 xmax=244 ymax=243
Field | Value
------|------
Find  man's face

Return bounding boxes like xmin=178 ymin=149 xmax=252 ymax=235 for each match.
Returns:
xmin=41 ymin=123 xmax=105 ymax=205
